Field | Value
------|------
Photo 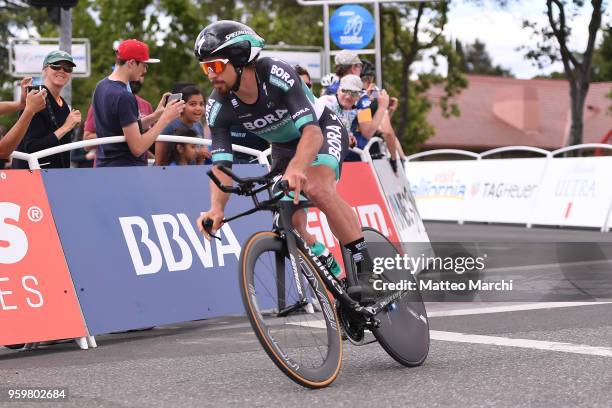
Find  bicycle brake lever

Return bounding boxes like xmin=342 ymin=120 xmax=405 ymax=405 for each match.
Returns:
xmin=202 ymin=218 xmax=222 ymax=241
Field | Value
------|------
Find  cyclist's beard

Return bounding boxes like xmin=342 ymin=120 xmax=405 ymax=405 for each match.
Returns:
xmin=213 ymin=80 xmax=231 ymax=95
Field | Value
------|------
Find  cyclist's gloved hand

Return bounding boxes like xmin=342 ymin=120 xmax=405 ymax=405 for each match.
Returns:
xmin=389 ymin=158 xmax=398 ymax=175
xmin=196 ymin=209 xmax=224 ymax=241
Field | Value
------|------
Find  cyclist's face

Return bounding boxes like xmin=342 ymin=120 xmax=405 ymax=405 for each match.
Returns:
xmin=207 ymin=60 xmax=236 ymax=95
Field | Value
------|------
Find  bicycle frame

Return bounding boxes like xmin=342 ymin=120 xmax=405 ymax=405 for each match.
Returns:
xmin=206 ymin=166 xmax=403 ymax=324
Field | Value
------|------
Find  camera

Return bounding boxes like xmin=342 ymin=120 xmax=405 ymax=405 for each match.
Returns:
xmin=26 ymin=85 xmax=43 ymax=93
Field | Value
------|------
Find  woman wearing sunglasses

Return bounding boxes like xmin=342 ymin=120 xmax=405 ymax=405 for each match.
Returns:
xmin=12 ymin=50 xmax=82 ymax=169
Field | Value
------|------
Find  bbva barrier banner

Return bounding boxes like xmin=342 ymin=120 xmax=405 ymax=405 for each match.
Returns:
xmin=41 ymin=165 xmax=272 ymax=335
xmin=531 ymin=157 xmax=612 ymax=228
xmin=0 ymin=170 xmax=87 ymax=345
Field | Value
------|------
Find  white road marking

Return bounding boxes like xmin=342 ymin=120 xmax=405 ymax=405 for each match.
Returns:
xmin=288 ymin=321 xmax=326 ymax=329
xmin=430 ymin=330 xmax=612 ymax=358
xmin=427 ymin=301 xmax=612 ymax=317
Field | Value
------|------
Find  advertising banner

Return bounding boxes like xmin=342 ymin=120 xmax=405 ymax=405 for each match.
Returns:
xmin=0 ymin=170 xmax=87 ymax=345
xmin=371 ymin=159 xmax=429 ymax=242
xmin=461 ymin=158 xmax=548 ymax=224
xmin=10 ymin=40 xmax=90 ymax=77
xmin=404 ymin=160 xmax=475 ymax=222
xmin=42 ymin=165 xmax=272 ymax=335
xmin=531 ymin=157 xmax=612 ymax=228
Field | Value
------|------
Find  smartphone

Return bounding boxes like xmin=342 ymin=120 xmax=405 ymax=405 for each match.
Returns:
xmin=26 ymin=85 xmax=43 ymax=93
xmin=165 ymin=93 xmax=183 ymax=107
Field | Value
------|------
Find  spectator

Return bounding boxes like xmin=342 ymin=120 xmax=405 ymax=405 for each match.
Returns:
xmin=359 ymin=59 xmax=406 ymax=163
xmin=293 ymin=65 xmax=313 ymax=90
xmin=12 ymin=51 xmax=81 ymax=169
xmin=161 ymin=127 xmax=199 ymax=166
xmin=319 ymin=74 xmax=398 ymax=169
xmin=0 ymin=78 xmax=47 ymax=160
xmin=92 ymin=39 xmax=183 ymax=167
xmin=156 ymin=85 xmax=211 ymax=165
xmin=324 ymin=50 xmax=363 ymax=96
xmin=84 ymin=75 xmax=155 ymax=164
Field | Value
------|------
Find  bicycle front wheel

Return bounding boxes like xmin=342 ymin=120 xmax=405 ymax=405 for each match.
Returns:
xmin=363 ymin=227 xmax=430 ymax=367
xmin=239 ymin=231 xmax=343 ymax=389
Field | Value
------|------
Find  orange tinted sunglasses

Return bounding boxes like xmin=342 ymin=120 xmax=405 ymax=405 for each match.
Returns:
xmin=200 ymin=58 xmax=230 ymax=76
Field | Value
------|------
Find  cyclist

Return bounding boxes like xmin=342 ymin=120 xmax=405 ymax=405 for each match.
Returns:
xmin=194 ymin=20 xmax=375 ymax=299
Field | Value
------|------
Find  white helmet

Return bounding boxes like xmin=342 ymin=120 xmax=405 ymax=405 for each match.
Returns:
xmin=320 ymin=73 xmax=338 ymax=87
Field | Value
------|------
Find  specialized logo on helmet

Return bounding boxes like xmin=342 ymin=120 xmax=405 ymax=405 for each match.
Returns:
xmin=225 ymin=30 xmax=252 ymax=41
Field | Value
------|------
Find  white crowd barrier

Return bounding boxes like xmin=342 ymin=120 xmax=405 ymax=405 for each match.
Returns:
xmin=404 ymin=145 xmax=612 ymax=232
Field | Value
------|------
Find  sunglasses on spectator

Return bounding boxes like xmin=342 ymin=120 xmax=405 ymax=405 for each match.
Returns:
xmin=47 ymin=63 xmax=73 ymax=73
xmin=200 ymin=59 xmax=230 ymax=76
xmin=341 ymin=89 xmax=360 ymax=98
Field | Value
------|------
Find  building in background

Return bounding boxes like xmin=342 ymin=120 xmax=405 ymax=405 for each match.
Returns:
xmin=425 ymin=75 xmax=611 ymax=152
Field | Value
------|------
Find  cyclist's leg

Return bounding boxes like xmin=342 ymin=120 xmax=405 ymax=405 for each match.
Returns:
xmin=301 ymin=112 xmax=376 ymax=298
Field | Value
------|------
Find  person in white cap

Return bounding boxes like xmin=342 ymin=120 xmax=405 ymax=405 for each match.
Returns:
xmin=323 ymin=50 xmax=363 ymax=96
xmin=319 ymin=74 xmax=398 ymax=169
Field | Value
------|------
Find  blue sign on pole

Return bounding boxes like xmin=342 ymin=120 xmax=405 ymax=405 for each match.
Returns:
xmin=329 ymin=5 xmax=375 ymax=50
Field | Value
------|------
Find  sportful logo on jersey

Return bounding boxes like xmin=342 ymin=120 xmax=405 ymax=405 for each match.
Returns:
xmin=231 ymin=98 xmax=239 ymax=108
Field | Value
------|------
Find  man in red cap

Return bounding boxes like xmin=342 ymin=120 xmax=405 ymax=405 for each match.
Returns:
xmin=91 ymin=39 xmax=184 ymax=167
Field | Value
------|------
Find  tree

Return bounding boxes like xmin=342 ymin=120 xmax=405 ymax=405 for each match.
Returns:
xmin=591 ymin=24 xmax=612 ymax=81
xmin=381 ymin=1 xmax=468 ymax=152
xmin=458 ymin=39 xmax=513 ymax=76
xmin=520 ymin=0 xmax=605 ymax=147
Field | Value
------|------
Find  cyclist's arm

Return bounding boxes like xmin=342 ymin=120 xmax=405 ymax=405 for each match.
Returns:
xmin=207 ymin=96 xmax=235 ymax=211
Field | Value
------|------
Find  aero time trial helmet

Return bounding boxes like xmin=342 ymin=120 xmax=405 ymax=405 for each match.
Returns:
xmin=194 ymin=20 xmax=265 ymax=68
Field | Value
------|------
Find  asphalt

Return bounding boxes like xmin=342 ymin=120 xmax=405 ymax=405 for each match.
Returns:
xmin=1 ymin=222 xmax=611 ymax=408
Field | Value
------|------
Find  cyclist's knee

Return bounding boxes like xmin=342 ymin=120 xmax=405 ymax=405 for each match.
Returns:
xmin=305 ymin=181 xmax=335 ymax=205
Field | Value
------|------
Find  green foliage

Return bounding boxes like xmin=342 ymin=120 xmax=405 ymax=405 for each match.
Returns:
xmin=456 ymin=39 xmax=513 ymax=77
xmin=592 ymin=24 xmax=612 ymax=82
xmin=380 ymin=1 xmax=467 ymax=153
xmin=1 ymin=0 xmax=467 ymax=153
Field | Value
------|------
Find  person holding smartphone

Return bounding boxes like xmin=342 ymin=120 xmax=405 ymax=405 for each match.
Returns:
xmin=92 ymin=39 xmax=184 ymax=167
xmin=12 ymin=51 xmax=82 ymax=169
xmin=0 ymin=78 xmax=47 ymax=159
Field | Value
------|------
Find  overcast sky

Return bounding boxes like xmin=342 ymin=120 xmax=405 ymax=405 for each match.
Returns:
xmin=440 ymin=0 xmax=611 ymax=79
